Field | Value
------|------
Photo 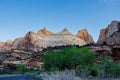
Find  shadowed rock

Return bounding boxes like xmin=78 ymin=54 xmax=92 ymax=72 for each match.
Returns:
xmin=97 ymin=20 xmax=120 ymax=45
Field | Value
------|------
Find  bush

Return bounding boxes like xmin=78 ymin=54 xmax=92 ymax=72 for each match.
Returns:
xmin=43 ymin=46 xmax=120 ymax=78
xmin=43 ymin=46 xmax=96 ymax=71
xmin=16 ymin=64 xmax=28 ymax=73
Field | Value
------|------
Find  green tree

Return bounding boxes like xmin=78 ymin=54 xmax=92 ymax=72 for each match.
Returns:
xmin=43 ymin=46 xmax=96 ymax=71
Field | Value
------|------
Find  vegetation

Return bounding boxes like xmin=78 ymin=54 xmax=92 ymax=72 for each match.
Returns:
xmin=43 ymin=46 xmax=120 ymax=78
xmin=38 ymin=69 xmax=81 ymax=80
xmin=16 ymin=64 xmax=28 ymax=73
xmin=43 ymin=46 xmax=96 ymax=71
xmin=1 ymin=64 xmax=41 ymax=74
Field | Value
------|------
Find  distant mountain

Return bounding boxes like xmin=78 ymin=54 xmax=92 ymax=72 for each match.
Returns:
xmin=76 ymin=29 xmax=94 ymax=43
xmin=97 ymin=20 xmax=120 ymax=45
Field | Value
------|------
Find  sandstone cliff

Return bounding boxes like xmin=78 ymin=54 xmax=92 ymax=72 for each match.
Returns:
xmin=11 ymin=28 xmax=86 ymax=52
xmin=76 ymin=29 xmax=94 ymax=43
xmin=12 ymin=31 xmax=41 ymax=51
xmin=97 ymin=21 xmax=120 ymax=45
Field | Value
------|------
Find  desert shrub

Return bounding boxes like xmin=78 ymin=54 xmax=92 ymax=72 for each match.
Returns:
xmin=43 ymin=46 xmax=120 ymax=78
xmin=95 ymin=55 xmax=120 ymax=78
xmin=16 ymin=64 xmax=28 ymax=73
xmin=43 ymin=46 xmax=96 ymax=71
xmin=75 ymin=63 xmax=102 ymax=77
xmin=76 ymin=55 xmax=120 ymax=78
xmin=104 ymin=62 xmax=120 ymax=77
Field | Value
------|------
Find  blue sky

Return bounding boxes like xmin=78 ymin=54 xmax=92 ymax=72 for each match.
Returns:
xmin=0 ymin=0 xmax=120 ymax=42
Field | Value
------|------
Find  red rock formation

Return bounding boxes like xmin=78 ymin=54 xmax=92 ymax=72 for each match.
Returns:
xmin=26 ymin=60 xmax=43 ymax=69
xmin=97 ymin=21 xmax=120 ymax=45
xmin=37 ymin=27 xmax=54 ymax=36
xmin=76 ymin=29 xmax=94 ymax=43
xmin=112 ymin=45 xmax=120 ymax=62
xmin=91 ymin=46 xmax=120 ymax=62
xmin=98 ymin=29 xmax=107 ymax=42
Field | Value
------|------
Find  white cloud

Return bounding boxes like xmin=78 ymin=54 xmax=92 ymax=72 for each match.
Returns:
xmin=103 ymin=0 xmax=120 ymax=2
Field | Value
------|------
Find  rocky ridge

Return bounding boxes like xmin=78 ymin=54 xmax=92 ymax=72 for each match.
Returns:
xmin=0 ymin=27 xmax=95 ymax=52
xmin=0 ymin=28 xmax=94 ymax=52
xmin=11 ymin=28 xmax=86 ymax=52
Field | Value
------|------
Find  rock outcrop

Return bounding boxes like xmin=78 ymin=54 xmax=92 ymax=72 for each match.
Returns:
xmin=112 ymin=45 xmax=120 ymax=62
xmin=97 ymin=21 xmax=120 ymax=45
xmin=56 ymin=28 xmax=73 ymax=36
xmin=97 ymin=29 xmax=107 ymax=42
xmin=37 ymin=27 xmax=54 ymax=36
xmin=12 ymin=31 xmax=41 ymax=51
xmin=11 ymin=28 xmax=86 ymax=52
xmin=0 ymin=40 xmax=13 ymax=51
xmin=76 ymin=29 xmax=94 ymax=43
xmin=0 ymin=42 xmax=4 ymax=50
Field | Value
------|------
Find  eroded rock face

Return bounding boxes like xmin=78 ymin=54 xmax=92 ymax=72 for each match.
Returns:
xmin=98 ymin=29 xmax=107 ymax=42
xmin=98 ymin=21 xmax=120 ymax=42
xmin=0 ymin=40 xmax=13 ymax=51
xmin=12 ymin=31 xmax=41 ymax=51
xmin=107 ymin=21 xmax=120 ymax=37
xmin=37 ymin=27 xmax=54 ymax=36
xmin=97 ymin=21 xmax=120 ymax=45
xmin=112 ymin=45 xmax=120 ymax=62
xmin=12 ymin=29 xmax=86 ymax=52
xmin=76 ymin=29 xmax=94 ymax=43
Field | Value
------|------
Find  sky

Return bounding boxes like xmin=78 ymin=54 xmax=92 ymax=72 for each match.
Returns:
xmin=0 ymin=0 xmax=120 ymax=42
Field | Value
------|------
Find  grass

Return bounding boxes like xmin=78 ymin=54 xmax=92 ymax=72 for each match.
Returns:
xmin=33 ymin=70 xmax=120 ymax=80
xmin=37 ymin=70 xmax=81 ymax=80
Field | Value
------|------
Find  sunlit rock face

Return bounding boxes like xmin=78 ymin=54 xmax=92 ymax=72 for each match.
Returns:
xmin=97 ymin=21 xmax=120 ymax=45
xmin=11 ymin=28 xmax=86 ymax=52
xmin=0 ymin=40 xmax=13 ymax=51
xmin=76 ymin=29 xmax=94 ymax=43
xmin=12 ymin=31 xmax=42 ymax=51
xmin=37 ymin=27 xmax=54 ymax=36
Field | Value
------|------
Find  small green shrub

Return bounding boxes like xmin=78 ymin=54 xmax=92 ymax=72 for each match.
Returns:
xmin=16 ymin=64 xmax=28 ymax=73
